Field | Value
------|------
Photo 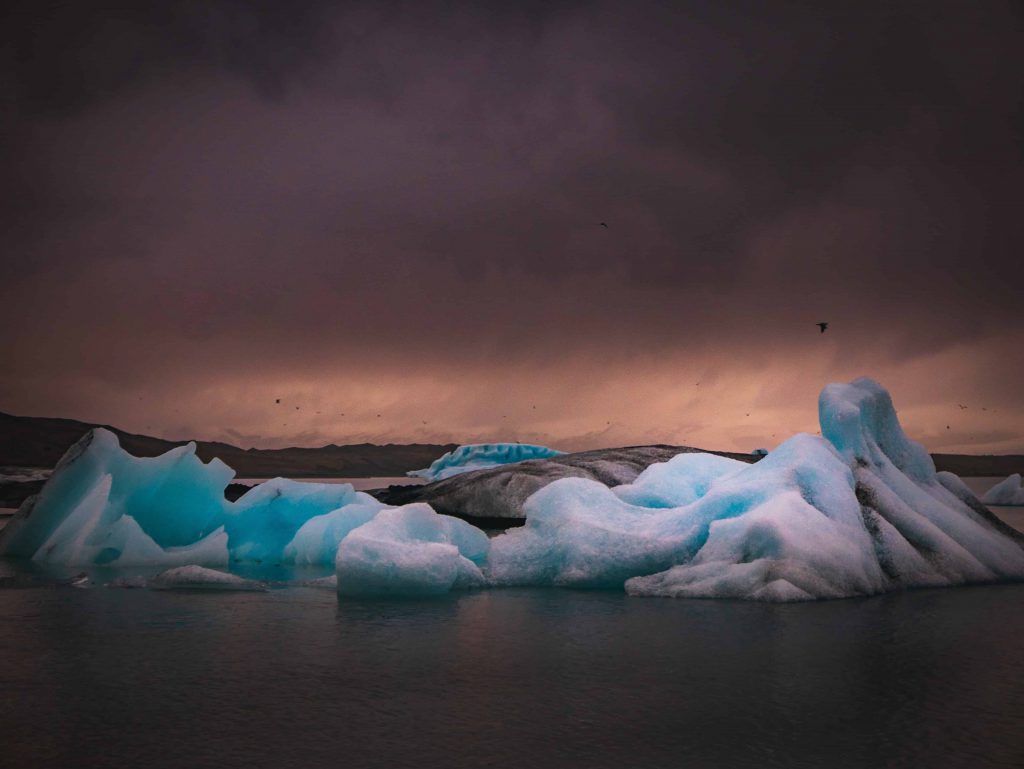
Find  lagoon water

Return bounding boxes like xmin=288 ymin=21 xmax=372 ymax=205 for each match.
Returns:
xmin=2 ymin=480 xmax=1023 ymax=768
xmin=1 ymin=574 xmax=1023 ymax=769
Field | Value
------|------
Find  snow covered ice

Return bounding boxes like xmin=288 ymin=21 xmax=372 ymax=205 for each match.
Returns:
xmin=336 ymin=504 xmax=489 ymax=596
xmin=982 ymin=474 xmax=1024 ymax=506
xmin=407 ymin=442 xmax=563 ymax=481
xmin=488 ymin=378 xmax=1024 ymax=600
xmin=1 ymin=377 xmax=1021 ymax=600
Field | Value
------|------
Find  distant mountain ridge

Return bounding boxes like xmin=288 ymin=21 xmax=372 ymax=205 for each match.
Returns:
xmin=0 ymin=410 xmax=1021 ymax=480
xmin=0 ymin=411 xmax=456 ymax=478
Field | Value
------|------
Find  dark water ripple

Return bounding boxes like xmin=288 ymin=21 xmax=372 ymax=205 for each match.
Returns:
xmin=1 ymin=581 xmax=1022 ymax=769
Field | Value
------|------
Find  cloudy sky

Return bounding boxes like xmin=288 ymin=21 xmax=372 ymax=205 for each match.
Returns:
xmin=2 ymin=1 xmax=1022 ymax=453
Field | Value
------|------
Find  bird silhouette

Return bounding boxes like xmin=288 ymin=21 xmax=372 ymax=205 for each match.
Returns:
xmin=958 ymin=404 xmax=968 ymax=410
xmin=275 ymin=399 xmax=280 ymax=404
xmin=599 ymin=222 xmax=608 ymax=229
xmin=816 ymin=322 xmax=828 ymax=334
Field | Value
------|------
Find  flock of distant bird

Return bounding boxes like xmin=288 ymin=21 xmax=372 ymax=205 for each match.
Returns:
xmin=264 ymin=228 xmax=992 ymax=443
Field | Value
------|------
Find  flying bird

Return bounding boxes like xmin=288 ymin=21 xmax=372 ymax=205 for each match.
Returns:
xmin=275 ymin=399 xmax=280 ymax=404
xmin=816 ymin=322 xmax=829 ymax=334
xmin=599 ymin=222 xmax=608 ymax=229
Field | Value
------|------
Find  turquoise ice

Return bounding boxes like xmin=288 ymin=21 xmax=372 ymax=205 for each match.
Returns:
xmin=407 ymin=442 xmax=564 ymax=481
xmin=2 ymin=378 xmax=1021 ymax=600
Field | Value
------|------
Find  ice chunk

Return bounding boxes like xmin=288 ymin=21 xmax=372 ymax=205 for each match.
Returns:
xmin=613 ymin=452 xmax=746 ymax=508
xmin=225 ymin=478 xmax=386 ymax=564
xmin=982 ymin=474 xmax=1024 ymax=506
xmin=490 ymin=378 xmax=1024 ymax=600
xmin=149 ymin=565 xmax=267 ymax=591
xmin=407 ymin=443 xmax=564 ymax=481
xmin=489 ymin=434 xmax=882 ymax=593
xmin=336 ymin=504 xmax=489 ymax=596
xmin=0 ymin=428 xmax=387 ymax=566
xmin=0 ymin=430 xmax=232 ymax=567
xmin=283 ymin=502 xmax=383 ymax=564
xmin=819 ymin=378 xmax=1024 ymax=582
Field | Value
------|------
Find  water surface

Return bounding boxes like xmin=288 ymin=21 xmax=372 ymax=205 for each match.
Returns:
xmin=1 ymin=578 xmax=1022 ymax=769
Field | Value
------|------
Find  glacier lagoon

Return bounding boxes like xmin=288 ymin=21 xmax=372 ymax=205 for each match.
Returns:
xmin=1 ymin=376 xmax=1023 ymax=767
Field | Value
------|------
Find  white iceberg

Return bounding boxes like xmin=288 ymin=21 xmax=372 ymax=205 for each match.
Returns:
xmin=489 ymin=378 xmax=1024 ymax=600
xmin=982 ymin=474 xmax=1024 ymax=506
xmin=335 ymin=504 xmax=489 ymax=596
xmin=407 ymin=443 xmax=564 ymax=481
xmin=149 ymin=565 xmax=267 ymax=591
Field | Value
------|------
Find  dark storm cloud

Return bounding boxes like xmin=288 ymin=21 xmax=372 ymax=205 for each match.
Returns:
xmin=2 ymin=0 xmax=334 ymax=113
xmin=1 ymin=1 xmax=1022 ymax=450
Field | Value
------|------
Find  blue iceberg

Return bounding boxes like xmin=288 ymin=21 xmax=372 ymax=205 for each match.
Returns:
xmin=1 ymin=378 xmax=1020 ymax=601
xmin=407 ymin=442 xmax=564 ymax=481
xmin=0 ymin=429 xmax=388 ymax=567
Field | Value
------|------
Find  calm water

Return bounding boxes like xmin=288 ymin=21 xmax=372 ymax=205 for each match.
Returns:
xmin=1 ymin=576 xmax=1023 ymax=769
xmin=2 ymin=482 xmax=1022 ymax=768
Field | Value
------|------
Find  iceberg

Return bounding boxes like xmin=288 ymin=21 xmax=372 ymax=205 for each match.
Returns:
xmin=982 ymin=474 xmax=1024 ymax=506
xmin=407 ymin=443 xmax=564 ymax=481
xmin=225 ymin=478 xmax=385 ymax=564
xmin=0 ymin=429 xmax=387 ymax=567
xmin=0 ymin=429 xmax=233 ymax=567
xmin=149 ymin=565 xmax=267 ymax=591
xmin=335 ymin=504 xmax=489 ymax=596
xmin=2 ymin=377 xmax=1020 ymax=602
xmin=381 ymin=444 xmax=708 ymax=519
xmin=489 ymin=378 xmax=1024 ymax=600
